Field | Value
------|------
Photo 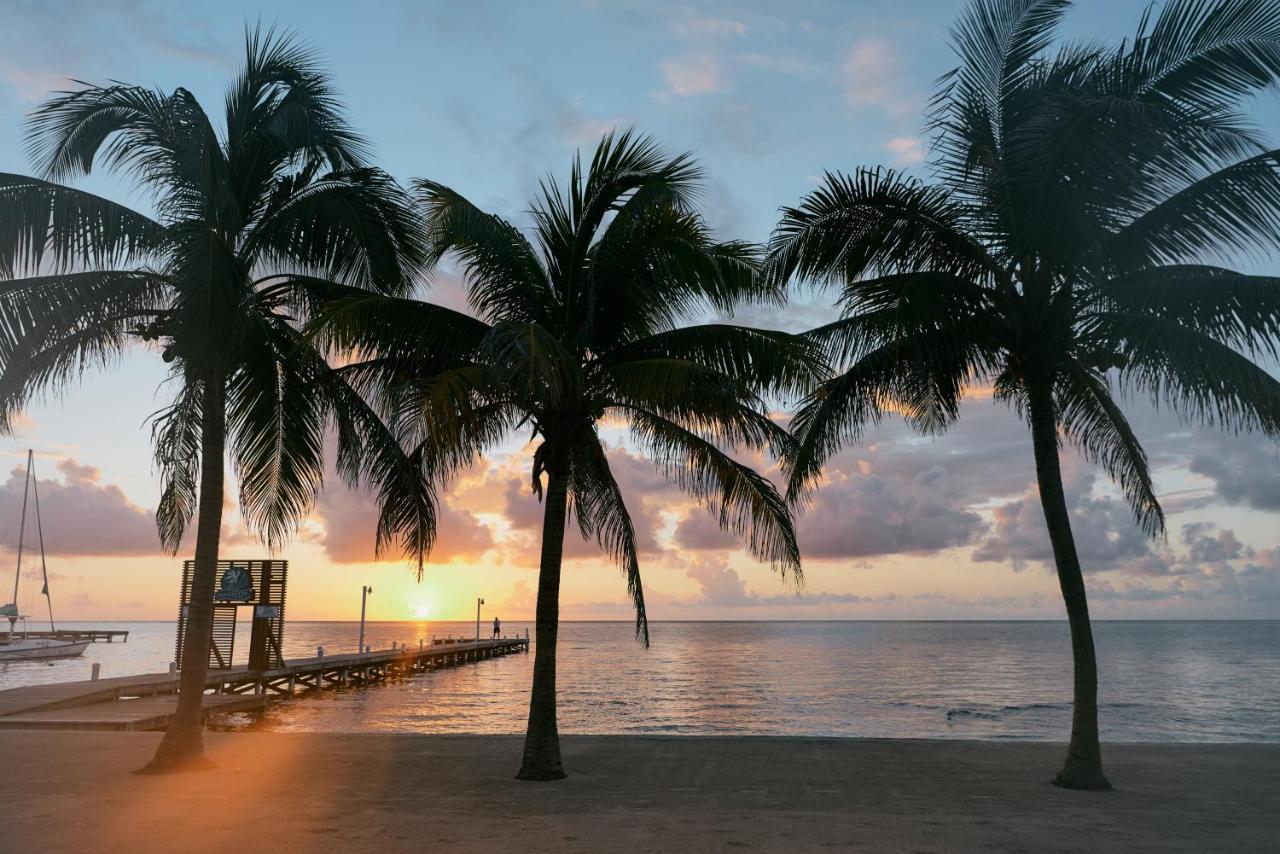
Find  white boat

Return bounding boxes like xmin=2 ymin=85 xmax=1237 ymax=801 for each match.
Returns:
xmin=1 ymin=450 xmax=86 ymax=662
xmin=0 ymin=637 xmax=91 ymax=661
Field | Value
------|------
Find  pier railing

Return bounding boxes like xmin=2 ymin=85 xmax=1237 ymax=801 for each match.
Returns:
xmin=0 ymin=634 xmax=529 ymax=731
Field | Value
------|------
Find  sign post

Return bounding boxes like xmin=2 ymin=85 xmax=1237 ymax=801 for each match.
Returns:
xmin=358 ymin=585 xmax=373 ymax=654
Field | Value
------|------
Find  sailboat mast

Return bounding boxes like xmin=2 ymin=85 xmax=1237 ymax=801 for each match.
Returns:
xmin=10 ymin=450 xmax=32 ymax=616
xmin=31 ymin=454 xmax=53 ymax=632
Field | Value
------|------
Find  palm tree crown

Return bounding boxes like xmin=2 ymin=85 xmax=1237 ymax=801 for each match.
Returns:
xmin=0 ymin=27 xmax=434 ymax=770
xmin=768 ymin=0 xmax=1280 ymax=789
xmin=318 ymin=130 xmax=817 ymax=778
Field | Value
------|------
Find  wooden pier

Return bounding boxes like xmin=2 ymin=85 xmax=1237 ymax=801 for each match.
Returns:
xmin=0 ymin=635 xmax=528 ymax=731
xmin=1 ymin=628 xmax=129 ymax=643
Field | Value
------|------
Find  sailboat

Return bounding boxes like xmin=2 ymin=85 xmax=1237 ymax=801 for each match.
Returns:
xmin=0 ymin=450 xmax=88 ymax=661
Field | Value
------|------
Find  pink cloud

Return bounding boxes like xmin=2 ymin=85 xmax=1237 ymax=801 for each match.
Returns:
xmin=0 ymin=458 xmax=159 ymax=557
xmin=660 ymin=54 xmax=723 ymax=97
xmin=312 ymin=476 xmax=493 ymax=564
xmin=500 ymin=445 xmax=666 ymax=559
xmin=886 ymin=136 xmax=926 ymax=165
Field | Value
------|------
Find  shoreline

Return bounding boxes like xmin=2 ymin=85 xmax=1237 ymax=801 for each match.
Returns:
xmin=2 ymin=732 xmax=1276 ymax=852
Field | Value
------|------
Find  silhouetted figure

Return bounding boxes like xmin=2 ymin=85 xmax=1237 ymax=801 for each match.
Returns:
xmin=492 ymin=617 xmax=501 ymax=638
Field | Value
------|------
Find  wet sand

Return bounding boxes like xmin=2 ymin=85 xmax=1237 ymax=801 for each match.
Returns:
xmin=1 ymin=732 xmax=1276 ymax=853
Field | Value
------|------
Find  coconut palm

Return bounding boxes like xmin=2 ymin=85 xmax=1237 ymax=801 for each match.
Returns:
xmin=768 ymin=0 xmax=1280 ymax=790
xmin=0 ymin=29 xmax=435 ymax=772
xmin=315 ymin=131 xmax=816 ymax=779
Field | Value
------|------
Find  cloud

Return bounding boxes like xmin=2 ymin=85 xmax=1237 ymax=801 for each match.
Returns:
xmin=737 ymin=52 xmax=814 ymax=75
xmin=702 ymin=101 xmax=772 ymax=157
xmin=886 ymin=136 xmax=926 ymax=165
xmin=0 ymin=1 xmax=228 ymax=103
xmin=1181 ymin=522 xmax=1251 ymax=564
xmin=660 ymin=54 xmax=723 ymax=97
xmin=500 ymin=446 xmax=665 ymax=559
xmin=671 ymin=14 xmax=747 ymax=38
xmin=686 ymin=559 xmax=754 ymax=606
xmin=842 ymin=39 xmax=900 ymax=110
xmin=673 ymin=457 xmax=985 ymax=562
xmin=67 ymin=591 xmax=95 ymax=609
xmin=683 ymin=559 xmax=866 ymax=608
xmin=1187 ymin=434 xmax=1280 ymax=510
xmin=1230 ymin=548 xmax=1280 ymax=601
xmin=0 ymin=458 xmax=159 ymax=556
xmin=797 ymin=466 xmax=985 ymax=559
xmin=312 ymin=477 xmax=493 ymax=564
xmin=676 ymin=558 xmax=1048 ymax=614
xmin=1085 ymin=530 xmax=1280 ymax=606
xmin=971 ymin=473 xmax=1159 ymax=572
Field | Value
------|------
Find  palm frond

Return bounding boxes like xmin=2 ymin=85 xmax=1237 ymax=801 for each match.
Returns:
xmin=226 ymin=324 xmax=327 ymax=551
xmin=224 ymin=23 xmax=368 ymax=215
xmin=416 ymin=179 xmax=553 ymax=323
xmin=0 ymin=174 xmax=164 ymax=275
xmin=949 ymin=0 xmax=1072 ymax=126
xmin=625 ymin=406 xmax=801 ymax=579
xmin=603 ymin=324 xmax=825 ymax=398
xmin=1111 ymin=147 xmax=1280 ymax=265
xmin=1094 ymin=265 xmax=1280 ymax=356
xmin=0 ymin=320 xmax=134 ymax=433
xmin=568 ymin=434 xmax=649 ymax=644
xmin=247 ymin=168 xmax=425 ymax=294
xmin=767 ymin=168 xmax=1001 ymax=289
xmin=1128 ymin=0 xmax=1280 ymax=108
xmin=26 ymin=83 xmax=223 ymax=220
xmin=1057 ymin=359 xmax=1165 ymax=536
xmin=306 ymin=289 xmax=489 ymax=366
xmin=151 ymin=378 xmax=203 ymax=552
xmin=786 ymin=324 xmax=992 ymax=499
xmin=323 ymin=367 xmax=443 ymax=574
xmin=1089 ymin=310 xmax=1280 ymax=434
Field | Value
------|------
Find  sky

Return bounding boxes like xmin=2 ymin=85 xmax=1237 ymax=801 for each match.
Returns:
xmin=0 ymin=0 xmax=1278 ymax=623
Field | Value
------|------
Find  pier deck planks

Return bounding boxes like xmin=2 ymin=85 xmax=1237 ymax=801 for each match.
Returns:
xmin=0 ymin=693 xmax=266 ymax=731
xmin=0 ymin=636 xmax=529 ymax=727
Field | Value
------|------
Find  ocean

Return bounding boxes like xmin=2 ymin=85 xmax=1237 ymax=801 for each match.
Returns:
xmin=2 ymin=620 xmax=1277 ymax=742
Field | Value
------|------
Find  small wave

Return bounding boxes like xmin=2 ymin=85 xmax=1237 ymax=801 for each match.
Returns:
xmin=1000 ymin=702 xmax=1071 ymax=713
xmin=946 ymin=708 xmax=999 ymax=721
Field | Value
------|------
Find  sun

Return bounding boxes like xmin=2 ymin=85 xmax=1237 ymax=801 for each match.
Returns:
xmin=411 ymin=602 xmax=431 ymax=619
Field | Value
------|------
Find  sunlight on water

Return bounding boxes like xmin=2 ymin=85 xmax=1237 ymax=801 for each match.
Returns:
xmin=2 ymin=621 xmax=1277 ymax=742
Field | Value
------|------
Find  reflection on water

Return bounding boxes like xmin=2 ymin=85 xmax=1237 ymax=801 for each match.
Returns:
xmin=3 ymin=621 xmax=1278 ymax=742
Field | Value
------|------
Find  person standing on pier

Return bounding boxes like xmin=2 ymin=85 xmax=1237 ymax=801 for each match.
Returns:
xmin=493 ymin=617 xmax=501 ymax=639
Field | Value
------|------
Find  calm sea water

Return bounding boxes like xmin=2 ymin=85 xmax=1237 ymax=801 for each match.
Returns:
xmin=2 ymin=620 xmax=1277 ymax=742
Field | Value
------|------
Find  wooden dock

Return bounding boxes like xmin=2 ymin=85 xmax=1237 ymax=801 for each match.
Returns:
xmin=1 ymin=628 xmax=129 ymax=643
xmin=0 ymin=694 xmax=266 ymax=731
xmin=0 ymin=635 xmax=529 ymax=731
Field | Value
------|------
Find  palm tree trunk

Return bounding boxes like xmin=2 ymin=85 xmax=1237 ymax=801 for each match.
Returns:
xmin=516 ymin=460 xmax=569 ymax=781
xmin=1027 ymin=382 xmax=1111 ymax=791
xmin=140 ymin=377 xmax=225 ymax=773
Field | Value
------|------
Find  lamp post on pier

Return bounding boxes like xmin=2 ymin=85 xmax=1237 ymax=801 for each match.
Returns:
xmin=475 ymin=597 xmax=484 ymax=642
xmin=358 ymin=585 xmax=373 ymax=653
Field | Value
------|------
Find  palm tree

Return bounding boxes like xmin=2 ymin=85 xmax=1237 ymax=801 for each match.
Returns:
xmin=767 ymin=0 xmax=1280 ymax=790
xmin=316 ymin=131 xmax=816 ymax=780
xmin=0 ymin=29 xmax=436 ymax=772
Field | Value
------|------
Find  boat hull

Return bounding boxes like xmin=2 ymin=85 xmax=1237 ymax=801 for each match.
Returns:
xmin=0 ymin=639 xmax=91 ymax=660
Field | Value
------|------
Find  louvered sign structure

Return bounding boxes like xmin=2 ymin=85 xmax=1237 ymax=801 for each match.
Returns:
xmin=175 ymin=560 xmax=288 ymax=671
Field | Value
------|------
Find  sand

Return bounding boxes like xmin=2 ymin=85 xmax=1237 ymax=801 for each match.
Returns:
xmin=1 ymin=732 xmax=1276 ymax=853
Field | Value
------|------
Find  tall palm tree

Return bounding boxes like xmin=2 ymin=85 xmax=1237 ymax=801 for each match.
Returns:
xmin=768 ymin=0 xmax=1280 ymax=790
xmin=0 ymin=29 xmax=435 ymax=772
xmin=316 ymin=131 xmax=817 ymax=780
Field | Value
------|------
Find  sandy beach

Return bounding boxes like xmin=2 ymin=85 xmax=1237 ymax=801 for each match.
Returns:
xmin=1 ymin=732 xmax=1275 ymax=853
